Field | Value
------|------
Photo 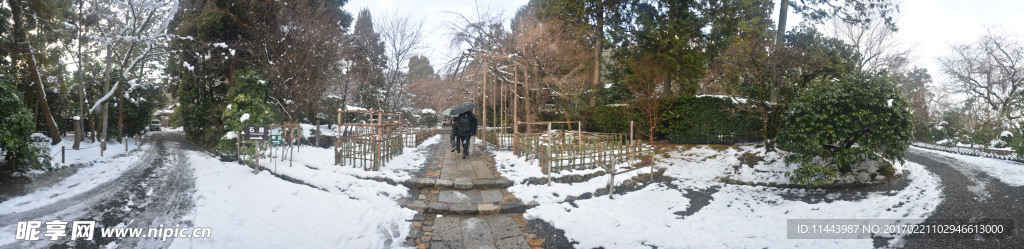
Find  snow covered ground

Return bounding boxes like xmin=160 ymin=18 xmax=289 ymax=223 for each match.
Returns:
xmin=493 ymin=150 xmax=646 ymax=205
xmin=40 ymin=133 xmax=145 ymax=168
xmin=171 ymin=135 xmax=441 ymax=248
xmin=911 ymin=146 xmax=1024 ymax=187
xmin=497 ymin=144 xmax=943 ymax=248
xmin=0 ymin=135 xmax=148 ymax=215
xmin=666 ymin=144 xmax=905 ymax=185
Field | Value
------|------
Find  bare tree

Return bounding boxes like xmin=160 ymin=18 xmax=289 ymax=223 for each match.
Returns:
xmin=826 ymin=16 xmax=909 ymax=73
xmin=622 ymin=53 xmax=668 ymax=146
xmin=940 ymin=29 xmax=1024 ymax=130
xmin=377 ymin=11 xmax=427 ymax=112
xmin=512 ymin=12 xmax=592 ymax=121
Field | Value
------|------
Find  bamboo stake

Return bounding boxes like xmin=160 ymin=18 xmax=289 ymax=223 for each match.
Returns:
xmin=482 ymin=59 xmax=488 ymax=144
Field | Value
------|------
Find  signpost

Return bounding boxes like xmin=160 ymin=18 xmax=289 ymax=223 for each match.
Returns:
xmin=270 ymin=134 xmax=282 ymax=174
xmin=243 ymin=126 xmax=269 ymax=174
xmin=244 ymin=126 xmax=270 ymax=140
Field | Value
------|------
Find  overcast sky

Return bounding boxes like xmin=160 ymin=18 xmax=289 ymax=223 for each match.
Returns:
xmin=344 ymin=0 xmax=529 ymax=72
xmin=345 ymin=0 xmax=1024 ymax=86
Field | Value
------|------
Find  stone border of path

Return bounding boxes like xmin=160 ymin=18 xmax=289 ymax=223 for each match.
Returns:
xmin=404 ymin=177 xmax=514 ymax=190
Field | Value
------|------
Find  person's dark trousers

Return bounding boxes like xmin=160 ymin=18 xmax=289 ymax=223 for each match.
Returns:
xmin=451 ymin=134 xmax=460 ymax=153
xmin=458 ymin=135 xmax=471 ymax=159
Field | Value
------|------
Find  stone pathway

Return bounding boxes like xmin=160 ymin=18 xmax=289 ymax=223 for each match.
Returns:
xmin=403 ymin=133 xmax=545 ymax=249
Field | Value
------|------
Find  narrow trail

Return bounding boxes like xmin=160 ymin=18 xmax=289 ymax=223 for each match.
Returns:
xmin=900 ymin=148 xmax=1024 ymax=248
xmin=0 ymin=132 xmax=197 ymax=249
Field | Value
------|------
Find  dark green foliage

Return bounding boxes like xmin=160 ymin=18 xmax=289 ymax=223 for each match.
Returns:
xmin=777 ymin=74 xmax=913 ymax=186
xmin=176 ymin=72 xmax=229 ymax=149
xmin=582 ymin=105 xmax=631 ymax=134
xmin=1010 ymin=136 xmax=1024 ymax=157
xmin=592 ymin=82 xmax=632 ymax=106
xmin=349 ymin=9 xmax=387 ymax=110
xmin=408 ymin=55 xmax=435 ymax=82
xmin=1 ymin=75 xmax=50 ymax=171
xmin=581 ymin=96 xmax=761 ymax=144
xmin=222 ymin=70 xmax=278 ymax=132
xmin=657 ymin=96 xmax=761 ymax=144
xmin=218 ymin=70 xmax=278 ymax=157
xmin=419 ymin=111 xmax=439 ymax=127
xmin=111 ymin=83 xmax=167 ymax=137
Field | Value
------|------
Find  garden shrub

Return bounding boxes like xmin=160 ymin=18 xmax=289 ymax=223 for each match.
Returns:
xmin=582 ymin=105 xmax=631 ymax=134
xmin=1 ymin=76 xmax=51 ymax=171
xmin=656 ymin=95 xmax=760 ymax=144
xmin=218 ymin=70 xmax=278 ymax=158
xmin=777 ymin=75 xmax=913 ymax=186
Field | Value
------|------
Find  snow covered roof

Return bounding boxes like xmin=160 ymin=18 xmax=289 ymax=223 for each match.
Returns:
xmin=421 ymin=109 xmax=436 ymax=114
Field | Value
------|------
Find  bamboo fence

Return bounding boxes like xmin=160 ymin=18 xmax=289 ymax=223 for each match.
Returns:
xmin=403 ymin=127 xmax=438 ymax=147
xmin=334 ymin=110 xmax=404 ymax=171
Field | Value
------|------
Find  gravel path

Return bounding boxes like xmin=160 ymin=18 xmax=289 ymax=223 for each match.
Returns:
xmin=901 ymin=148 xmax=1024 ymax=248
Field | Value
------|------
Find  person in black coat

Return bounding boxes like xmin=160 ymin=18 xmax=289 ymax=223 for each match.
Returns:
xmin=450 ymin=116 xmax=460 ymax=152
xmin=453 ymin=111 xmax=478 ymax=159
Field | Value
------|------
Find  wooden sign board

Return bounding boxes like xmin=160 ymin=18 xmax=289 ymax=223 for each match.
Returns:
xmin=244 ymin=126 xmax=269 ymax=140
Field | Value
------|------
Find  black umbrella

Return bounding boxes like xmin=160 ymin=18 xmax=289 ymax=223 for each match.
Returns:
xmin=451 ymin=102 xmax=476 ymax=115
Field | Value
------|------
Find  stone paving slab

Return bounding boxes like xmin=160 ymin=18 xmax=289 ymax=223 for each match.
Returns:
xmin=439 ymin=190 xmax=476 ymax=203
xmin=462 ymin=217 xmax=497 ymax=249
xmin=433 ymin=216 xmax=463 ymax=241
xmin=408 ymin=138 xmax=531 ymax=249
xmin=494 ymin=236 xmax=530 ymax=249
xmin=430 ymin=241 xmax=462 ymax=249
xmin=403 ymin=178 xmax=513 ymax=189
xmin=486 ymin=215 xmax=521 ymax=239
xmin=429 ymin=215 xmax=530 ymax=249
xmin=480 ymin=190 xmax=503 ymax=203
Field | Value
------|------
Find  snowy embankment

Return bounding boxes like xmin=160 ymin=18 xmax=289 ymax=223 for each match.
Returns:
xmin=172 ymin=135 xmax=440 ymax=248
xmin=493 ymin=151 xmax=646 ymax=205
xmin=0 ymin=135 xmax=147 ymax=215
xmin=911 ymin=146 xmax=1024 ymax=186
xmin=497 ymin=144 xmax=943 ymax=248
xmin=674 ymin=145 xmax=905 ymax=185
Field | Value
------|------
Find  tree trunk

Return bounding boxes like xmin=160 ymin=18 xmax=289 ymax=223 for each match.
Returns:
xmin=775 ymin=0 xmax=790 ymax=47
xmin=118 ymin=75 xmax=124 ymax=143
xmin=101 ymin=46 xmax=112 ymax=150
xmin=9 ymin=0 xmax=62 ymax=144
xmin=73 ymin=0 xmax=85 ymax=150
xmin=591 ymin=0 xmax=604 ymax=107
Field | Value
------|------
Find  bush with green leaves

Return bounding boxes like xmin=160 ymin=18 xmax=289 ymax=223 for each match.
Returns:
xmin=777 ymin=75 xmax=913 ymax=186
xmin=582 ymin=105 xmax=632 ymax=134
xmin=177 ymin=73 xmax=229 ymax=149
xmin=1 ymin=75 xmax=51 ymax=171
xmin=419 ymin=111 xmax=438 ymax=127
xmin=1010 ymin=136 xmax=1024 ymax=157
xmin=657 ymin=95 xmax=761 ymax=144
xmin=218 ymin=70 xmax=279 ymax=158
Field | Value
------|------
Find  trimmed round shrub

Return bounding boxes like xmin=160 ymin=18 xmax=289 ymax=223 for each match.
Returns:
xmin=777 ymin=75 xmax=913 ymax=186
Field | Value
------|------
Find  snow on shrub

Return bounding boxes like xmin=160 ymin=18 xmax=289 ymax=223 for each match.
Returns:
xmin=777 ymin=74 xmax=913 ymax=186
